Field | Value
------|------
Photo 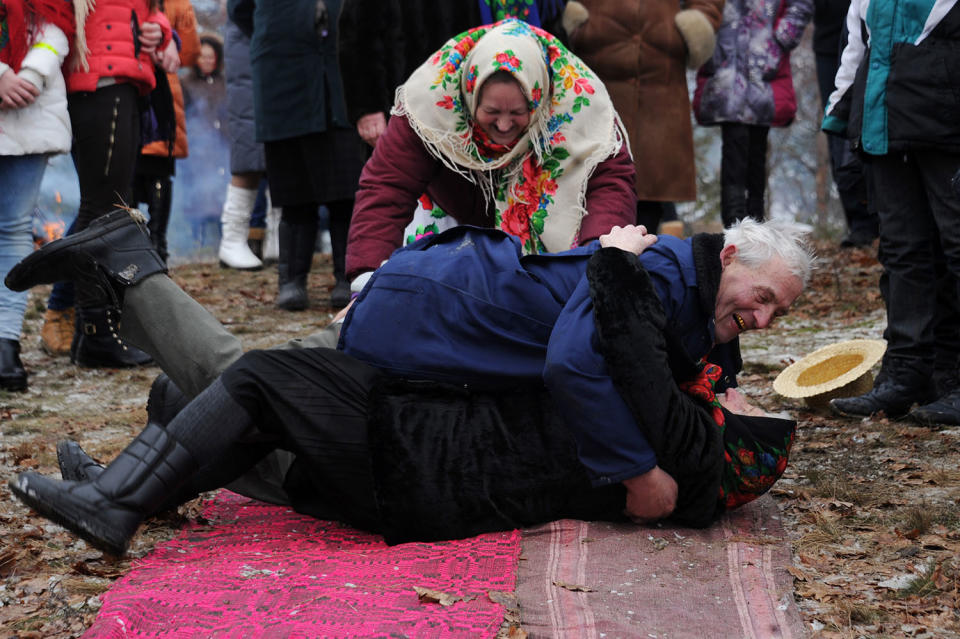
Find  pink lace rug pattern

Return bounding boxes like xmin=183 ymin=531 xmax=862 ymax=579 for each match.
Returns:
xmin=85 ymin=491 xmax=521 ymax=638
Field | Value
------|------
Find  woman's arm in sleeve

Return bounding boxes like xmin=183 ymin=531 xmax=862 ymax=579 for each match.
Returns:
xmin=345 ymin=113 xmax=439 ymax=280
xmin=17 ymin=21 xmax=70 ymax=89
xmin=578 ymin=141 xmax=637 ymax=243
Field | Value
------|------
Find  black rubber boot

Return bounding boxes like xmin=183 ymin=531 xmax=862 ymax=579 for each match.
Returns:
xmin=9 ymin=423 xmax=198 ymax=556
xmin=145 ymin=177 xmax=172 ymax=264
xmin=275 ymin=215 xmax=317 ymax=311
xmin=71 ymin=305 xmax=153 ymax=368
xmin=5 ymin=209 xmax=167 ymax=309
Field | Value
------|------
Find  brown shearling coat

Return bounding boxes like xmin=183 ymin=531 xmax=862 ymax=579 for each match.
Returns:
xmin=570 ymin=0 xmax=723 ymax=202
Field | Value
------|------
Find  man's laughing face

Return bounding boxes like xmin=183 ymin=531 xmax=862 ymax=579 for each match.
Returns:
xmin=713 ymin=245 xmax=804 ymax=344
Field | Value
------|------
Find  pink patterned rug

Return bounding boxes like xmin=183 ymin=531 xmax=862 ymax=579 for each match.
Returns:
xmin=85 ymin=491 xmax=521 ymax=638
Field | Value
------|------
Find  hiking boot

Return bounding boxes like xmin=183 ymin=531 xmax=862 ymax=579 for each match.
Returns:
xmin=9 ymin=423 xmax=197 ymax=556
xmin=5 ymin=209 xmax=166 ymax=309
xmin=908 ymin=388 xmax=960 ymax=427
xmin=40 ymin=307 xmax=74 ymax=355
xmin=57 ymin=440 xmax=104 ymax=482
xmin=830 ymin=377 xmax=936 ymax=418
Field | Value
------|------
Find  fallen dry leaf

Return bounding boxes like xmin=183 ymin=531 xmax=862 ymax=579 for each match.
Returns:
xmin=413 ymin=586 xmax=473 ymax=607
xmin=552 ymin=580 xmax=594 ymax=592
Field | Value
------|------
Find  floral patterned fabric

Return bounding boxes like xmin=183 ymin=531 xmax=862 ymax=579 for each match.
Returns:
xmin=393 ymin=18 xmax=627 ymax=255
xmin=679 ymin=362 xmax=796 ymax=510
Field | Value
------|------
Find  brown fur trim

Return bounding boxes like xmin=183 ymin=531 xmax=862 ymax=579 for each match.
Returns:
xmin=675 ymin=9 xmax=715 ymax=70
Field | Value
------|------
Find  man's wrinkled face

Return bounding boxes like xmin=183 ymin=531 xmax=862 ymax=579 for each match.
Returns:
xmin=713 ymin=245 xmax=804 ymax=344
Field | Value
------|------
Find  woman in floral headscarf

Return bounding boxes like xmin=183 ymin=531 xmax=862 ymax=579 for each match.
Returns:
xmin=346 ymin=18 xmax=635 ymax=289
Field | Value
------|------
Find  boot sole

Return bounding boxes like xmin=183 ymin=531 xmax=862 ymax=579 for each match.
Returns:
xmin=218 ymin=260 xmax=263 ymax=272
xmin=8 ymin=477 xmax=129 ymax=556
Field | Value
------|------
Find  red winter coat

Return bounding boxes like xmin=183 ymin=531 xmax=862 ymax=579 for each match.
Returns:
xmin=346 ymin=114 xmax=637 ymax=279
xmin=66 ymin=0 xmax=171 ymax=95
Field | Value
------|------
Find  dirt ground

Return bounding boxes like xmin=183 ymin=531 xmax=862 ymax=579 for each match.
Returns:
xmin=0 ymin=241 xmax=958 ymax=638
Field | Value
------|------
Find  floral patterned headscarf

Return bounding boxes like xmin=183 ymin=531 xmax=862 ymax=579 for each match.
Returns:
xmin=393 ymin=19 xmax=627 ymax=255
xmin=679 ymin=363 xmax=797 ymax=511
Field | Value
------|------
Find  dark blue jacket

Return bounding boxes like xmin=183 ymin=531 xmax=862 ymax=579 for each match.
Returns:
xmin=339 ymin=226 xmax=738 ymax=485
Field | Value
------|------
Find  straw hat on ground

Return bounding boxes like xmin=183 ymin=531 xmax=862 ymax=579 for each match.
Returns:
xmin=773 ymin=339 xmax=886 ymax=412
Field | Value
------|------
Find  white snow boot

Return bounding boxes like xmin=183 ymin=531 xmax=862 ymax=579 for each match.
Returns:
xmin=263 ymin=203 xmax=281 ymax=264
xmin=218 ymin=184 xmax=264 ymax=270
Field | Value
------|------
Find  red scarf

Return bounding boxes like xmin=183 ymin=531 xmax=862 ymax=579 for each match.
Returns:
xmin=470 ymin=121 xmax=519 ymax=161
xmin=0 ymin=0 xmax=74 ymax=72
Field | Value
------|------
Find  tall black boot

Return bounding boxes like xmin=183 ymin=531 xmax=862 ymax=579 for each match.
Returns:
xmin=9 ymin=423 xmax=198 ymax=556
xmin=145 ymin=177 xmax=173 ymax=264
xmin=328 ymin=199 xmax=352 ymax=308
xmin=5 ymin=209 xmax=166 ymax=308
xmin=275 ymin=211 xmax=317 ymax=311
xmin=71 ymin=305 xmax=153 ymax=367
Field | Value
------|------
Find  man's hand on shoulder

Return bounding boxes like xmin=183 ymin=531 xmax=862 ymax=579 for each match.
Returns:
xmin=623 ymin=466 xmax=677 ymax=524
xmin=599 ymin=225 xmax=658 ymax=255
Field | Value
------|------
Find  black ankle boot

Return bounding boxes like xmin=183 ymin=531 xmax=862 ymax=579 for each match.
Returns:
xmin=147 ymin=373 xmax=190 ymax=426
xmin=5 ymin=209 xmax=167 ymax=309
xmin=9 ymin=423 xmax=198 ymax=556
xmin=275 ymin=216 xmax=317 ymax=311
xmin=72 ymin=305 xmax=153 ymax=368
xmin=0 ymin=338 xmax=27 ymax=391
xmin=57 ymin=440 xmax=104 ymax=482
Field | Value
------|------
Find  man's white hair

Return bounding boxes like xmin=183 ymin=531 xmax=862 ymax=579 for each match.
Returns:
xmin=723 ymin=218 xmax=816 ymax=287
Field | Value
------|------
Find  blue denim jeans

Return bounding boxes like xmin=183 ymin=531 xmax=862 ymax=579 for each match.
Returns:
xmin=0 ymin=154 xmax=48 ymax=340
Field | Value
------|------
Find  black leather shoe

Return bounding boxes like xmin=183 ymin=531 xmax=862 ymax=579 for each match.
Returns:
xmin=0 ymin=338 xmax=27 ymax=391
xmin=5 ymin=209 xmax=166 ymax=309
xmin=146 ymin=373 xmax=189 ymax=426
xmin=830 ymin=379 xmax=936 ymax=418
xmin=908 ymin=388 xmax=960 ymax=427
xmin=57 ymin=440 xmax=104 ymax=482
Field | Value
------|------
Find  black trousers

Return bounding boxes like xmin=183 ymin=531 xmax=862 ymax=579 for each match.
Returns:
xmin=68 ymin=83 xmax=141 ymax=231
xmin=872 ymin=149 xmax=960 ymax=382
xmin=720 ymin=123 xmax=769 ymax=227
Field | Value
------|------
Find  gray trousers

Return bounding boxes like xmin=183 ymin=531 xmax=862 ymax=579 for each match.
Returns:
xmin=120 ymin=275 xmax=342 ymax=504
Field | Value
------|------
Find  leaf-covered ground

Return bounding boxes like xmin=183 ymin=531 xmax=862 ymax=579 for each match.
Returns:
xmin=1 ymin=243 xmax=958 ymax=638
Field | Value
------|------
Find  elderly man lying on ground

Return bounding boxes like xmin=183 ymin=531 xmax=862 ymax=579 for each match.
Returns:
xmin=5 ymin=212 xmax=813 ymax=555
